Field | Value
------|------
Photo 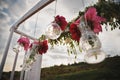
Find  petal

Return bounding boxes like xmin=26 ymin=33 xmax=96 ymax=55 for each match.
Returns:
xmin=17 ymin=37 xmax=30 ymax=51
xmin=93 ymin=22 xmax=102 ymax=34
xmin=96 ymin=16 xmax=106 ymax=23
xmin=85 ymin=7 xmax=97 ymax=21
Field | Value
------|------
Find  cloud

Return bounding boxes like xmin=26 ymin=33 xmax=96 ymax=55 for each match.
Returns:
xmin=0 ymin=0 xmax=9 ymax=9
xmin=0 ymin=11 xmax=10 ymax=23
xmin=0 ymin=0 xmax=40 ymax=53
xmin=98 ymin=26 xmax=120 ymax=56
xmin=0 ymin=11 xmax=10 ymax=55
xmin=0 ymin=0 xmax=38 ymax=71
xmin=58 ymin=0 xmax=97 ymax=13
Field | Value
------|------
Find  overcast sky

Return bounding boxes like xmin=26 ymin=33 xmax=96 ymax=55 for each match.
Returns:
xmin=0 ymin=0 xmax=120 ymax=71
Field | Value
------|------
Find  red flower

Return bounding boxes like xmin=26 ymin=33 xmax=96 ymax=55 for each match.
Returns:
xmin=30 ymin=40 xmax=48 ymax=55
xmin=84 ymin=7 xmax=106 ymax=34
xmin=38 ymin=40 xmax=48 ymax=55
xmin=17 ymin=37 xmax=30 ymax=51
xmin=55 ymin=15 xmax=68 ymax=31
xmin=70 ymin=19 xmax=81 ymax=42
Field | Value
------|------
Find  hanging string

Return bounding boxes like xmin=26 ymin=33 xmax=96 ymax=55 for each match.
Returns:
xmin=20 ymin=22 xmax=26 ymax=38
xmin=34 ymin=13 xmax=39 ymax=37
xmin=13 ymin=22 xmax=25 ymax=45
xmin=81 ymin=0 xmax=88 ymax=25
xmin=81 ymin=0 xmax=85 ymax=10
xmin=54 ymin=0 xmax=57 ymax=17
xmin=22 ymin=21 xmax=26 ymax=31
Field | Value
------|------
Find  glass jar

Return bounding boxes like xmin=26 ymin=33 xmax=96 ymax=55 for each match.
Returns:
xmin=13 ymin=43 xmax=23 ymax=53
xmin=23 ymin=44 xmax=38 ymax=70
xmin=45 ymin=22 xmax=62 ymax=39
xmin=78 ymin=16 xmax=106 ymax=64
xmin=78 ymin=16 xmax=101 ymax=52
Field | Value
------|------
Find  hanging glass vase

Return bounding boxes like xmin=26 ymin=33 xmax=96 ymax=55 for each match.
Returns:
xmin=78 ymin=16 xmax=106 ymax=64
xmin=45 ymin=22 xmax=62 ymax=39
xmin=23 ymin=44 xmax=39 ymax=70
xmin=80 ymin=30 xmax=101 ymax=52
xmin=13 ymin=43 xmax=23 ymax=53
xmin=78 ymin=16 xmax=101 ymax=51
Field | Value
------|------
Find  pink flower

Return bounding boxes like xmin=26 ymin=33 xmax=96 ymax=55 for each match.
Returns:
xmin=55 ymin=15 xmax=68 ymax=31
xmin=70 ymin=19 xmax=81 ymax=42
xmin=17 ymin=37 xmax=30 ymax=51
xmin=84 ymin=7 xmax=106 ymax=34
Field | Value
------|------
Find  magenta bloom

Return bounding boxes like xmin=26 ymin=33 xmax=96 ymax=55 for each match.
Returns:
xmin=55 ymin=15 xmax=68 ymax=31
xmin=84 ymin=7 xmax=106 ymax=34
xmin=17 ymin=37 xmax=30 ymax=51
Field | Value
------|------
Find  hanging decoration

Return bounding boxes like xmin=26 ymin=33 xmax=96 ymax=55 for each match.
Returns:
xmin=22 ymin=40 xmax=48 ymax=70
xmin=45 ymin=15 xmax=67 ymax=39
xmin=15 ymin=0 xmax=120 ymax=65
xmin=48 ymin=6 xmax=106 ymax=64
xmin=17 ymin=37 xmax=30 ymax=51
xmin=45 ymin=22 xmax=62 ymax=39
xmin=30 ymin=40 xmax=48 ymax=55
xmin=54 ymin=15 xmax=68 ymax=31
xmin=13 ymin=37 xmax=30 ymax=53
xmin=78 ymin=16 xmax=106 ymax=64
xmin=78 ymin=16 xmax=101 ymax=51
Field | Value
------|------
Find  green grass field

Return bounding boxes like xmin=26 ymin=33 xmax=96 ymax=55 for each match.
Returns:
xmin=1 ymin=56 xmax=120 ymax=80
xmin=41 ymin=56 xmax=120 ymax=80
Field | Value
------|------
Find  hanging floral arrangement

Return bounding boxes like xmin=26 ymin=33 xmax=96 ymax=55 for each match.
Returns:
xmin=47 ymin=7 xmax=107 ymax=64
xmin=45 ymin=15 xmax=68 ymax=40
xmin=17 ymin=37 xmax=30 ymax=51
xmin=13 ymin=37 xmax=30 ymax=53
xmin=22 ymin=40 xmax=48 ymax=70
xmin=15 ymin=0 xmax=120 ymax=65
xmin=54 ymin=15 xmax=68 ymax=31
xmin=30 ymin=40 xmax=48 ymax=55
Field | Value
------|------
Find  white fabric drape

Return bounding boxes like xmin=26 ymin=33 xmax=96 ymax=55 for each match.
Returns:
xmin=24 ymin=54 xmax=42 ymax=80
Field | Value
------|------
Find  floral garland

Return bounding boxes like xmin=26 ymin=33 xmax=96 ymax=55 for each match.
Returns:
xmin=16 ymin=7 xmax=105 ymax=59
xmin=15 ymin=1 xmax=120 ymax=67
xmin=48 ymin=6 xmax=106 ymax=55
xmin=16 ymin=0 xmax=120 ymax=56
